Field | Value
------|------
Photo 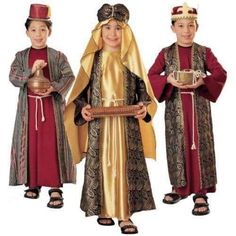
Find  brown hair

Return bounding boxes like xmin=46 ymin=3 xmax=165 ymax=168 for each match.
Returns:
xmin=171 ymin=19 xmax=198 ymax=28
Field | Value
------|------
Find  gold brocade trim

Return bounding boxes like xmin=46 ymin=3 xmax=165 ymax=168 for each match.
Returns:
xmin=175 ymin=42 xmax=186 ymax=158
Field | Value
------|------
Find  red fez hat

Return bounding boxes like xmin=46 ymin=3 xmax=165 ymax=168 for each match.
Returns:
xmin=171 ymin=2 xmax=197 ymax=21
xmin=28 ymin=4 xmax=51 ymax=20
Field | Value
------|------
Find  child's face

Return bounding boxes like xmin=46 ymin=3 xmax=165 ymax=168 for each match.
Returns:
xmin=26 ymin=21 xmax=50 ymax=49
xmin=101 ymin=20 xmax=122 ymax=51
xmin=171 ymin=19 xmax=198 ymax=47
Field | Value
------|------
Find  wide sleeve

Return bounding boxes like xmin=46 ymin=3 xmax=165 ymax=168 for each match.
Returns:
xmin=198 ymin=47 xmax=227 ymax=102
xmin=51 ymin=52 xmax=75 ymax=97
xmin=9 ymin=52 xmax=32 ymax=88
xmin=136 ymin=77 xmax=152 ymax=122
xmin=73 ymin=84 xmax=90 ymax=126
xmin=136 ymin=77 xmax=151 ymax=103
xmin=148 ymin=49 xmax=174 ymax=102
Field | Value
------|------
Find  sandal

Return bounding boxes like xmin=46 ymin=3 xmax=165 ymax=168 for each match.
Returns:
xmin=47 ymin=188 xmax=64 ymax=209
xmin=163 ymin=192 xmax=187 ymax=204
xmin=24 ymin=187 xmax=41 ymax=199
xmin=192 ymin=194 xmax=210 ymax=216
xmin=118 ymin=219 xmax=138 ymax=234
xmin=97 ymin=217 xmax=115 ymax=226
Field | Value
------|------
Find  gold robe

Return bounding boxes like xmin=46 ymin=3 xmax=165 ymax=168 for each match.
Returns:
xmin=64 ymin=20 xmax=157 ymax=165
xmin=65 ymin=19 xmax=157 ymax=217
xmin=100 ymin=50 xmax=129 ymax=219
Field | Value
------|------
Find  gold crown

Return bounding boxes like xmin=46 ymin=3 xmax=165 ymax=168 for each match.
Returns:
xmin=171 ymin=2 xmax=197 ymax=21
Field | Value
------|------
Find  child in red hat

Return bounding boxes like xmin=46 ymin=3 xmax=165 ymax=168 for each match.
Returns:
xmin=148 ymin=2 xmax=227 ymax=215
xmin=9 ymin=4 xmax=76 ymax=208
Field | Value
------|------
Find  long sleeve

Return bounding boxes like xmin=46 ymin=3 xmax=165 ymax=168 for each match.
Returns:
xmin=136 ymin=76 xmax=152 ymax=122
xmin=9 ymin=52 xmax=32 ymax=88
xmin=135 ymin=75 xmax=151 ymax=104
xmin=198 ymin=47 xmax=227 ymax=102
xmin=73 ymin=84 xmax=89 ymax=126
xmin=148 ymin=49 xmax=174 ymax=102
xmin=50 ymin=52 xmax=75 ymax=97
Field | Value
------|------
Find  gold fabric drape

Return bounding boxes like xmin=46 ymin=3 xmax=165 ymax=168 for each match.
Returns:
xmin=64 ymin=19 xmax=157 ymax=164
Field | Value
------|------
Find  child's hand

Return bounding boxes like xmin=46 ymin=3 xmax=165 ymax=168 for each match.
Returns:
xmin=185 ymin=77 xmax=205 ymax=89
xmin=167 ymin=72 xmax=188 ymax=89
xmin=135 ymin=102 xmax=147 ymax=120
xmin=32 ymin=60 xmax=47 ymax=74
xmin=82 ymin=104 xmax=94 ymax=122
xmin=35 ymin=86 xmax=55 ymax=96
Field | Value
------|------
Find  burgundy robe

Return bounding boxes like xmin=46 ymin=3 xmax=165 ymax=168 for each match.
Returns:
xmin=28 ymin=47 xmax=60 ymax=188
xmin=148 ymin=43 xmax=227 ymax=195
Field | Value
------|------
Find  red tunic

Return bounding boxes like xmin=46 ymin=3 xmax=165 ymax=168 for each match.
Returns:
xmin=148 ymin=45 xmax=227 ymax=195
xmin=27 ymin=47 xmax=61 ymax=188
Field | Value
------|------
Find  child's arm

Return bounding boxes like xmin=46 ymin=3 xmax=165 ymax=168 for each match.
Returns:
xmin=50 ymin=52 xmax=75 ymax=98
xmin=135 ymin=78 xmax=152 ymax=122
xmin=148 ymin=50 xmax=174 ymax=102
xmin=74 ymin=84 xmax=91 ymax=125
xmin=9 ymin=52 xmax=32 ymax=88
xmin=198 ymin=47 xmax=227 ymax=102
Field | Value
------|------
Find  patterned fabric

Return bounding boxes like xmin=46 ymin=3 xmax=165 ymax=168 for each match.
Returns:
xmin=97 ymin=3 xmax=129 ymax=23
xmin=76 ymin=51 xmax=156 ymax=216
xmin=9 ymin=47 xmax=76 ymax=185
xmin=164 ymin=43 xmax=216 ymax=188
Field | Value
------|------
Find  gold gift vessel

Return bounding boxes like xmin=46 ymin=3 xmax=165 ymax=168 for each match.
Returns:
xmin=27 ymin=69 xmax=50 ymax=93
xmin=174 ymin=69 xmax=195 ymax=85
xmin=88 ymin=105 xmax=141 ymax=118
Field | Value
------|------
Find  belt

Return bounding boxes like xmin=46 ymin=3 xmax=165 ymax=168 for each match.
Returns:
xmin=180 ymin=91 xmax=196 ymax=150
xmin=28 ymin=95 xmax=52 ymax=131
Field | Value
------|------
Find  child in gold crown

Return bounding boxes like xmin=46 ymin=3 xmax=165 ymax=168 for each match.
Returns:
xmin=148 ymin=2 xmax=227 ymax=215
xmin=9 ymin=4 xmax=76 ymax=208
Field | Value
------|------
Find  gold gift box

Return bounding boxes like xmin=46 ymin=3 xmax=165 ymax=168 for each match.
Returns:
xmin=88 ymin=105 xmax=141 ymax=118
xmin=174 ymin=70 xmax=195 ymax=85
xmin=28 ymin=69 xmax=50 ymax=93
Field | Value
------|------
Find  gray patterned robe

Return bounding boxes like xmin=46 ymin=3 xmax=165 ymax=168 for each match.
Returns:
xmin=9 ymin=47 xmax=76 ymax=186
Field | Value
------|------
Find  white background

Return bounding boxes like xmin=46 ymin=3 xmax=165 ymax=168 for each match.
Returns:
xmin=0 ymin=0 xmax=235 ymax=235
